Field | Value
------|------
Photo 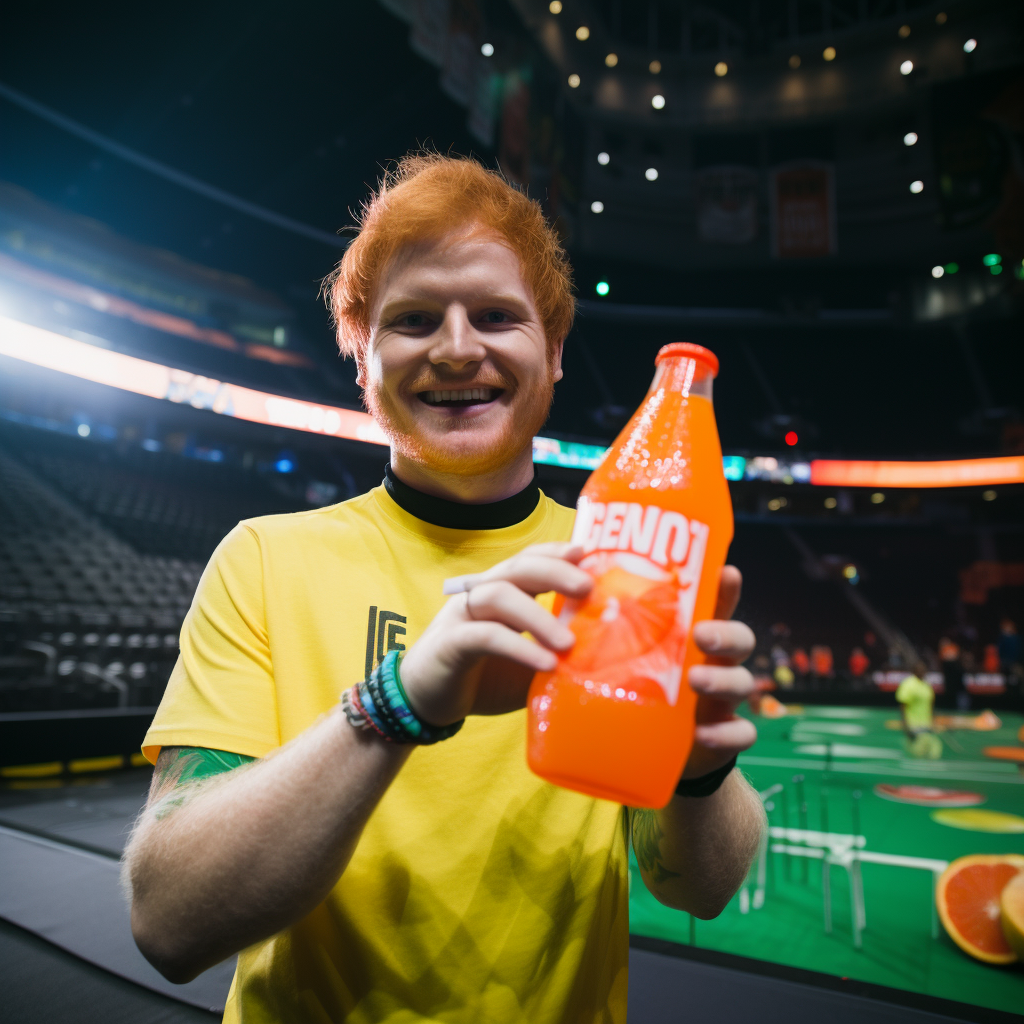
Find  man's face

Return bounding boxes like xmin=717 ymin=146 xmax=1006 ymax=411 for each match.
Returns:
xmin=362 ymin=228 xmax=562 ymax=476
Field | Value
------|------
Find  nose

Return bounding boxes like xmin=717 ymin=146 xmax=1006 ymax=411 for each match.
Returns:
xmin=428 ymin=305 xmax=487 ymax=371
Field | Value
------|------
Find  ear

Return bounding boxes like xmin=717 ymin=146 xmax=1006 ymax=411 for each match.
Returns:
xmin=550 ymin=336 xmax=566 ymax=383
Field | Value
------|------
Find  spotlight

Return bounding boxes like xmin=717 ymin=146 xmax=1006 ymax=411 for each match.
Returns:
xmin=548 ymin=0 xmax=562 ymax=12
xmin=824 ymin=497 xmax=838 ymax=509
xmin=900 ymin=60 xmax=914 ymax=75
xmin=903 ymin=131 xmax=918 ymax=146
xmin=591 ymin=201 xmax=605 ymax=214
xmin=944 ymin=262 xmax=959 ymax=274
xmin=990 ymin=265 xmax=1003 ymax=276
xmin=275 ymin=458 xmax=295 ymax=474
xmin=788 ymin=54 xmax=801 ymax=69
xmin=576 ymin=25 xmax=590 ymax=41
xmin=932 ymin=266 xmax=944 ymax=278
xmin=605 ymin=53 xmax=618 ymax=67
xmin=936 ymin=12 xmax=947 ymax=25
xmin=77 ymin=423 xmax=91 ymax=437
xmin=480 ymin=42 xmax=494 ymax=57
xmin=597 ymin=151 xmax=610 ymax=165
xmin=567 ymin=74 xmax=580 ymax=88
xmin=645 ymin=167 xmax=659 ymax=181
xmin=823 ymin=46 xmax=836 ymax=61
xmin=595 ymin=280 xmax=610 ymax=296
xmin=651 ymin=94 xmax=665 ymax=109
xmin=870 ymin=492 xmax=885 ymax=504
xmin=899 ymin=24 xmax=911 ymax=38
xmin=784 ymin=430 xmax=798 ymax=446
xmin=983 ymin=489 xmax=997 ymax=501
xmin=649 ymin=60 xmax=661 ymax=74
xmin=982 ymin=253 xmax=1002 ymax=266
xmin=909 ymin=180 xmax=924 ymax=193
xmin=714 ymin=62 xmax=728 ymax=77
xmin=843 ymin=564 xmax=858 ymax=579
xmin=963 ymin=38 xmax=977 ymax=53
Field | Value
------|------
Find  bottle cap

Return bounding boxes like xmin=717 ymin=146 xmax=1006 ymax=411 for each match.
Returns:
xmin=655 ymin=342 xmax=719 ymax=377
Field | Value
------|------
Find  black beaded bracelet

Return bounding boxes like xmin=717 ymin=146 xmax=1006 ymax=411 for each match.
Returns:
xmin=674 ymin=755 xmax=737 ymax=798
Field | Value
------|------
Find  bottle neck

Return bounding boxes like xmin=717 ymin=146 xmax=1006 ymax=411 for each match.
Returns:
xmin=650 ymin=357 xmax=713 ymax=401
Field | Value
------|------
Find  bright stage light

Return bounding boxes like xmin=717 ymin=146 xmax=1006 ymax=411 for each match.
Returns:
xmin=651 ymin=94 xmax=665 ymax=109
xmin=903 ymin=132 xmax=918 ymax=146
xmin=983 ymin=490 xmax=997 ymax=501
xmin=645 ymin=167 xmax=659 ymax=181
xmin=983 ymin=253 xmax=1001 ymax=266
xmin=910 ymin=180 xmax=924 ymax=193
xmin=575 ymin=25 xmax=590 ymax=40
xmin=811 ymin=457 xmax=1024 ymax=488
xmin=548 ymin=1 xmax=561 ymax=12
xmin=605 ymin=53 xmax=618 ymax=67
xmin=480 ymin=42 xmax=494 ymax=57
xmin=590 ymin=201 xmax=605 ymax=213
xmin=963 ymin=38 xmax=977 ymax=53
xmin=77 ymin=423 xmax=91 ymax=437
xmin=900 ymin=60 xmax=914 ymax=75
xmin=567 ymin=74 xmax=580 ymax=88
xmin=595 ymin=281 xmax=610 ymax=296
xmin=785 ymin=430 xmax=798 ymax=446
xmin=871 ymin=492 xmax=885 ymax=504
xmin=823 ymin=46 xmax=836 ymax=61
xmin=597 ymin=151 xmax=610 ymax=165
xmin=714 ymin=62 xmax=728 ymax=77
xmin=843 ymin=564 xmax=858 ymax=579
xmin=931 ymin=266 xmax=944 ymax=278
xmin=824 ymin=497 xmax=837 ymax=509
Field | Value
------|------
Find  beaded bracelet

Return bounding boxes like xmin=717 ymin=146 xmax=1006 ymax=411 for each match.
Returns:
xmin=341 ymin=650 xmax=465 ymax=745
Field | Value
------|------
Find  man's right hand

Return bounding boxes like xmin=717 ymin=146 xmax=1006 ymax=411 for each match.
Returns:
xmin=398 ymin=542 xmax=592 ymax=725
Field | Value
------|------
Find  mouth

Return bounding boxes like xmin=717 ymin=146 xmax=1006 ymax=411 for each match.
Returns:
xmin=417 ymin=387 xmax=503 ymax=409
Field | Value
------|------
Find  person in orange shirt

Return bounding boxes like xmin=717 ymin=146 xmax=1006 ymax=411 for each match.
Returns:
xmin=848 ymin=647 xmax=869 ymax=679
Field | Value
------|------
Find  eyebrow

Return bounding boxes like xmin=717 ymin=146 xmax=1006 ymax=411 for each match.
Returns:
xmin=377 ymin=292 xmax=534 ymax=320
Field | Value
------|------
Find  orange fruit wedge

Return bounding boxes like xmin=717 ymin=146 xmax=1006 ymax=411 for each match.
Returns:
xmin=936 ymin=854 xmax=1024 ymax=964
xmin=1002 ymin=872 xmax=1024 ymax=961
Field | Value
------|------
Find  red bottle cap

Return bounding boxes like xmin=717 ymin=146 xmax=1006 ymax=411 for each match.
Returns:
xmin=655 ymin=342 xmax=719 ymax=377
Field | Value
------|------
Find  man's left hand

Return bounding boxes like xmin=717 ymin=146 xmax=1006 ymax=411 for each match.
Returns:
xmin=679 ymin=565 xmax=757 ymax=780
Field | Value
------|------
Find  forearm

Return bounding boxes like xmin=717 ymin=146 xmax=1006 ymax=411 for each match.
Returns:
xmin=632 ymin=770 xmax=765 ymax=918
xmin=125 ymin=707 xmax=409 ymax=982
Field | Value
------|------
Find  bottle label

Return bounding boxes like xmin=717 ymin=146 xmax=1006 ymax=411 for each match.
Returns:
xmin=568 ymin=497 xmax=710 ymax=705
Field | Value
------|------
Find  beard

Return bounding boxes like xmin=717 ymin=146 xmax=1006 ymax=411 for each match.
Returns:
xmin=364 ymin=365 xmax=556 ymax=477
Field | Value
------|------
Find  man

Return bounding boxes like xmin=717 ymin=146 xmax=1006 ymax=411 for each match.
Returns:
xmin=896 ymin=661 xmax=940 ymax=759
xmin=124 ymin=154 xmax=764 ymax=1023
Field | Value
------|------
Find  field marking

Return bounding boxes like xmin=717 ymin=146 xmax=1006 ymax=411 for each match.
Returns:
xmin=738 ymin=754 xmax=1024 ymax=785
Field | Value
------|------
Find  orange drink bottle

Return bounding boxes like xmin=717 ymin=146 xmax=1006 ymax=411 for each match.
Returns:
xmin=527 ymin=342 xmax=734 ymax=808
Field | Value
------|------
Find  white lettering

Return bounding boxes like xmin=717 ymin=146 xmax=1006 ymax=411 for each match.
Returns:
xmin=650 ymin=511 xmax=690 ymax=566
xmin=617 ymin=504 xmax=660 ymax=556
xmin=598 ymin=502 xmax=628 ymax=549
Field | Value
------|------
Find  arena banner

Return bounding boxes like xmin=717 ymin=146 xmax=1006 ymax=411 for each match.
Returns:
xmin=871 ymin=671 xmax=944 ymax=693
xmin=811 ymin=456 xmax=1024 ymax=488
xmin=695 ymin=166 xmax=758 ymax=245
xmin=769 ymin=162 xmax=836 ymax=259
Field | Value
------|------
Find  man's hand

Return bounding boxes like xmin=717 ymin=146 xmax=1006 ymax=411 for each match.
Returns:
xmin=399 ymin=542 xmax=592 ymax=726
xmin=680 ymin=565 xmax=757 ymax=780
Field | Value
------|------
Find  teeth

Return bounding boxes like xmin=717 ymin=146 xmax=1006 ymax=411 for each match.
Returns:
xmin=424 ymin=388 xmax=495 ymax=404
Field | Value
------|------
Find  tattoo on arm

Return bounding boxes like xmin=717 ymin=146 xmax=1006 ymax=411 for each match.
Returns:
xmin=148 ymin=747 xmax=256 ymax=820
xmin=630 ymin=808 xmax=680 ymax=886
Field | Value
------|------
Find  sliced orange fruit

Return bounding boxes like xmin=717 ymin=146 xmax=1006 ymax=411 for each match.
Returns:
xmin=1002 ymin=872 xmax=1024 ymax=961
xmin=936 ymin=854 xmax=1024 ymax=964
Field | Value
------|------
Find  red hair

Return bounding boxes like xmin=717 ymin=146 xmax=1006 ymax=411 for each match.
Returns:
xmin=325 ymin=153 xmax=574 ymax=361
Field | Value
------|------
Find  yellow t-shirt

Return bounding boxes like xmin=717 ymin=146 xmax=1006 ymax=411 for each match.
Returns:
xmin=143 ymin=484 xmax=630 ymax=1024
xmin=895 ymin=674 xmax=934 ymax=731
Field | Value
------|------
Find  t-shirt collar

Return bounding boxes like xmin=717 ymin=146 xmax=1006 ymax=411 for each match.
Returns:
xmin=383 ymin=464 xmax=540 ymax=530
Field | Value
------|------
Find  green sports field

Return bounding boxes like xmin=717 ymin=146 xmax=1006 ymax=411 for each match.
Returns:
xmin=628 ymin=705 xmax=1024 ymax=1015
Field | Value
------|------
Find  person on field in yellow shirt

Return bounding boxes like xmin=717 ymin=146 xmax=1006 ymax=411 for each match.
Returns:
xmin=897 ymin=661 xmax=941 ymax=759
xmin=123 ymin=153 xmax=765 ymax=1024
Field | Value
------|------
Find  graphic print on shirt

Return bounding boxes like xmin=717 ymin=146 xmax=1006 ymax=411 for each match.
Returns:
xmin=364 ymin=605 xmax=408 ymax=677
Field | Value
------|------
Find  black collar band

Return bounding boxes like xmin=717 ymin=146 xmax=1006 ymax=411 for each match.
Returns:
xmin=384 ymin=464 xmax=540 ymax=530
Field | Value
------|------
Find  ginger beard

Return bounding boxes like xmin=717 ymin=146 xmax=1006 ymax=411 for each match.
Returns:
xmin=363 ymin=360 xmax=557 ymax=477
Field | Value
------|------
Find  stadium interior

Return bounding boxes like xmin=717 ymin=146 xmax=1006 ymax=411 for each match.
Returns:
xmin=1 ymin=1 xmax=1022 ymax=1022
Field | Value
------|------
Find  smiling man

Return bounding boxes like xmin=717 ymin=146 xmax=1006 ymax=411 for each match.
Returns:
xmin=124 ymin=154 xmax=764 ymax=1024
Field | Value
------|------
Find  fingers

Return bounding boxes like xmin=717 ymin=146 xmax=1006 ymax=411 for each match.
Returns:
xmin=713 ymin=565 xmax=743 ymax=620
xmin=692 ymin=619 xmax=755 ymax=663
xmin=689 ymin=664 xmax=755 ymax=702
xmin=444 ymin=545 xmax=591 ymax=599
xmin=465 ymin=581 xmax=575 ymax=653
xmin=455 ymin=620 xmax=559 ymax=673
xmin=695 ymin=716 xmax=758 ymax=753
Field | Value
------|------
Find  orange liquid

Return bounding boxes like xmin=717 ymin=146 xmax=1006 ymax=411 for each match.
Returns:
xmin=528 ymin=354 xmax=734 ymax=808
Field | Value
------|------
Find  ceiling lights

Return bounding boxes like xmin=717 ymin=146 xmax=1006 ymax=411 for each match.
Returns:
xmin=714 ymin=62 xmax=728 ymax=77
xmin=645 ymin=167 xmax=659 ymax=181
xmin=788 ymin=55 xmax=801 ymax=69
xmin=567 ymin=74 xmax=580 ymax=88
xmin=576 ymin=25 xmax=590 ymax=41
xmin=903 ymin=132 xmax=918 ymax=146
xmin=597 ymin=151 xmax=610 ymax=165
xmin=651 ymin=94 xmax=665 ymax=109
xmin=548 ymin=1 xmax=561 ymax=13
xmin=591 ymin=201 xmax=604 ymax=214
xmin=900 ymin=60 xmax=914 ymax=75
xmin=649 ymin=60 xmax=661 ymax=74
xmin=823 ymin=46 xmax=836 ymax=61
xmin=605 ymin=53 xmax=618 ymax=67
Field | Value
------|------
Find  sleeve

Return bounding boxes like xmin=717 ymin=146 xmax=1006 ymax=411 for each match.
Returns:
xmin=142 ymin=523 xmax=280 ymax=764
xmin=894 ymin=678 xmax=911 ymax=705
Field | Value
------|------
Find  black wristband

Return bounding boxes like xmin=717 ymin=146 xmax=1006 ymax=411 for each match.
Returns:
xmin=674 ymin=756 xmax=737 ymax=798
